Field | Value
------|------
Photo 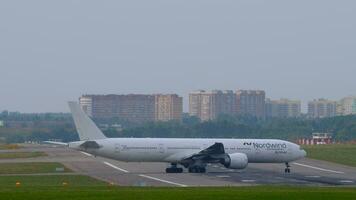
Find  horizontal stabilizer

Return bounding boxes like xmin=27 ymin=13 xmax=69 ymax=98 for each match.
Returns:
xmin=43 ymin=141 xmax=68 ymax=146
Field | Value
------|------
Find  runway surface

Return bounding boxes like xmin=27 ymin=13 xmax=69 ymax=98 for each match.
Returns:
xmin=1 ymin=144 xmax=356 ymax=187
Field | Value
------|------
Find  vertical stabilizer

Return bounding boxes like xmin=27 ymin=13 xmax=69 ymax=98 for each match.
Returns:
xmin=68 ymin=102 xmax=107 ymax=141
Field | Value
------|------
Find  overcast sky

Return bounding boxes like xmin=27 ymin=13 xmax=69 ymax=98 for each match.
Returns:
xmin=1 ymin=0 xmax=355 ymax=113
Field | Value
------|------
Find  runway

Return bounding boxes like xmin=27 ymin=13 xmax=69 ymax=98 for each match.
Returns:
xmin=2 ymin=144 xmax=356 ymax=187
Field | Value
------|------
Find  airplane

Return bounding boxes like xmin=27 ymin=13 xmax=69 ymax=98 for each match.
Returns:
xmin=48 ymin=102 xmax=306 ymax=174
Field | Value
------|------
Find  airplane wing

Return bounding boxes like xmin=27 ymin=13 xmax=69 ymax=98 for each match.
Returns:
xmin=181 ymin=142 xmax=226 ymax=164
xmin=199 ymin=142 xmax=225 ymax=155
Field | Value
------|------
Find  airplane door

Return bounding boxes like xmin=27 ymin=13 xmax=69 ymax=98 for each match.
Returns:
xmin=158 ymin=144 xmax=165 ymax=154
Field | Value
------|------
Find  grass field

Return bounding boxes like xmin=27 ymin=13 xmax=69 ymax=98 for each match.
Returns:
xmin=0 ymin=146 xmax=355 ymax=200
xmin=0 ymin=175 xmax=355 ymax=200
xmin=303 ymin=144 xmax=356 ymax=167
xmin=0 ymin=184 xmax=355 ymax=200
xmin=0 ymin=175 xmax=107 ymax=187
xmin=0 ymin=162 xmax=72 ymax=174
xmin=0 ymin=144 xmax=21 ymax=150
xmin=0 ymin=151 xmax=47 ymax=159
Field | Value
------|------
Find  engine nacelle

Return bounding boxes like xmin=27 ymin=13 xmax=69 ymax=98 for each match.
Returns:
xmin=222 ymin=153 xmax=248 ymax=169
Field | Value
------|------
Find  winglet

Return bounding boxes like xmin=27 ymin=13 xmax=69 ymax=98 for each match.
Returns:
xmin=68 ymin=102 xmax=107 ymax=141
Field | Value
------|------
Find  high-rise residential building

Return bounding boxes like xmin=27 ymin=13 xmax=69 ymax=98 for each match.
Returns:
xmin=189 ymin=90 xmax=216 ymax=121
xmin=189 ymin=90 xmax=236 ymax=121
xmin=79 ymin=94 xmax=183 ymax=123
xmin=236 ymin=90 xmax=266 ymax=118
xmin=336 ymin=101 xmax=344 ymax=116
xmin=214 ymin=90 xmax=236 ymax=116
xmin=155 ymin=94 xmax=183 ymax=122
xmin=337 ymin=96 xmax=356 ymax=116
xmin=200 ymin=92 xmax=216 ymax=121
xmin=189 ymin=90 xmax=204 ymax=119
xmin=79 ymin=96 xmax=93 ymax=117
xmin=265 ymin=98 xmax=301 ymax=118
xmin=79 ymin=94 xmax=156 ymax=123
xmin=308 ymin=99 xmax=336 ymax=118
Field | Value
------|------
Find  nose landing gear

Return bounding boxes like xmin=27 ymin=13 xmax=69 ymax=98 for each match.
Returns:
xmin=284 ymin=162 xmax=291 ymax=173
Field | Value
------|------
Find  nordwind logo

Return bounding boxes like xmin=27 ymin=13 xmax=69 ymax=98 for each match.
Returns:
xmin=252 ymin=143 xmax=287 ymax=149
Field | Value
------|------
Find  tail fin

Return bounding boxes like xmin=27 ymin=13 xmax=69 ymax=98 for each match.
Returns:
xmin=68 ymin=102 xmax=107 ymax=141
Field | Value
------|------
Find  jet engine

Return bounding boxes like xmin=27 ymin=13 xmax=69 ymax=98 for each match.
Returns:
xmin=222 ymin=153 xmax=248 ymax=169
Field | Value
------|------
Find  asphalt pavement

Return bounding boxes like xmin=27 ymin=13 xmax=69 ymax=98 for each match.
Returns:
xmin=1 ymin=144 xmax=355 ymax=187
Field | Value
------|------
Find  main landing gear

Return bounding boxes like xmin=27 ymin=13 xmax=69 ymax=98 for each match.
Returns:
xmin=285 ymin=162 xmax=291 ymax=173
xmin=188 ymin=166 xmax=206 ymax=173
xmin=166 ymin=163 xmax=183 ymax=173
xmin=165 ymin=163 xmax=207 ymax=174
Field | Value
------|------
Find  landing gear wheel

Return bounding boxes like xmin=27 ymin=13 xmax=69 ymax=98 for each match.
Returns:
xmin=199 ymin=167 xmax=206 ymax=173
xmin=284 ymin=162 xmax=291 ymax=173
xmin=166 ymin=167 xmax=183 ymax=173
xmin=166 ymin=163 xmax=183 ymax=173
xmin=188 ymin=166 xmax=206 ymax=173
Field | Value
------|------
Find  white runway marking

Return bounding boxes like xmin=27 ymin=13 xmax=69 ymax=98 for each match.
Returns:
xmin=241 ymin=180 xmax=256 ymax=183
xmin=80 ymin=151 xmax=92 ymax=157
xmin=216 ymin=175 xmax=231 ymax=178
xmin=103 ymin=161 xmax=129 ymax=173
xmin=305 ymin=175 xmax=321 ymax=178
xmin=293 ymin=162 xmax=345 ymax=174
xmin=339 ymin=180 xmax=354 ymax=183
xmin=139 ymin=174 xmax=187 ymax=187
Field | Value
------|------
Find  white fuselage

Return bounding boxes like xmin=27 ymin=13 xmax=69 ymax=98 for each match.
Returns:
xmin=69 ymin=138 xmax=306 ymax=164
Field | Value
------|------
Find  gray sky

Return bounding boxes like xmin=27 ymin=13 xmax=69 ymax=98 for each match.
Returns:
xmin=1 ymin=0 xmax=355 ymax=113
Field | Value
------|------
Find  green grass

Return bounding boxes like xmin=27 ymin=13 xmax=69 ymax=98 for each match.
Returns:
xmin=0 ymin=176 xmax=355 ymax=200
xmin=303 ymin=144 xmax=356 ymax=167
xmin=0 ymin=185 xmax=355 ymax=200
xmin=0 ymin=175 xmax=107 ymax=187
xmin=0 ymin=151 xmax=47 ymax=159
xmin=0 ymin=162 xmax=72 ymax=174
xmin=0 ymin=144 xmax=21 ymax=150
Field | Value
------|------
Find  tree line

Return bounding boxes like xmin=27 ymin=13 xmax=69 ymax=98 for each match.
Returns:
xmin=1 ymin=113 xmax=356 ymax=143
xmin=117 ymin=115 xmax=356 ymax=141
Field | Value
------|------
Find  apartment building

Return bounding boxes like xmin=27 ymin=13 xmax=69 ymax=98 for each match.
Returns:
xmin=308 ymin=99 xmax=336 ymax=118
xmin=337 ymin=96 xmax=356 ymax=116
xmin=79 ymin=94 xmax=183 ymax=123
xmin=79 ymin=94 xmax=156 ymax=123
xmin=236 ymin=90 xmax=266 ymax=118
xmin=155 ymin=94 xmax=183 ymax=122
xmin=265 ymin=98 xmax=301 ymax=118
xmin=189 ymin=90 xmax=236 ymax=121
